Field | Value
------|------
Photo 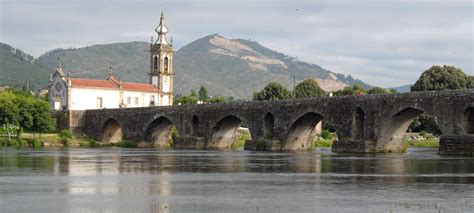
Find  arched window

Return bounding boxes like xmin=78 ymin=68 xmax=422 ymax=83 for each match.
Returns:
xmin=153 ymin=56 xmax=158 ymax=70
xmin=164 ymin=57 xmax=169 ymax=72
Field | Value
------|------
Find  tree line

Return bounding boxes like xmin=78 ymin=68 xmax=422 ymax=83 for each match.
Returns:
xmin=253 ymin=65 xmax=473 ymax=101
xmin=174 ymin=85 xmax=240 ymax=105
xmin=0 ymin=89 xmax=54 ymax=139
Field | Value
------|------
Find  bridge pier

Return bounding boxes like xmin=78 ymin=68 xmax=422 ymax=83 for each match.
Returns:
xmin=173 ymin=136 xmax=206 ymax=149
xmin=439 ymin=134 xmax=474 ymax=156
xmin=244 ymin=139 xmax=282 ymax=151
xmin=332 ymin=140 xmax=376 ymax=153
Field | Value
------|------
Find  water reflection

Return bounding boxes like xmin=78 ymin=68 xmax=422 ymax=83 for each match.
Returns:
xmin=1 ymin=147 xmax=473 ymax=212
xmin=2 ymin=147 xmax=474 ymax=182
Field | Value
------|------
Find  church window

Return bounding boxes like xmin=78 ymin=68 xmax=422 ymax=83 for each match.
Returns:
xmin=153 ymin=56 xmax=158 ymax=70
xmin=127 ymin=97 xmax=131 ymax=105
xmin=150 ymin=95 xmax=155 ymax=105
xmin=96 ymin=98 xmax=103 ymax=109
xmin=164 ymin=57 xmax=169 ymax=72
xmin=135 ymin=97 xmax=139 ymax=105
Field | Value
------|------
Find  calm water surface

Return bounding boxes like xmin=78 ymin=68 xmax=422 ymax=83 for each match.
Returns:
xmin=0 ymin=147 xmax=473 ymax=212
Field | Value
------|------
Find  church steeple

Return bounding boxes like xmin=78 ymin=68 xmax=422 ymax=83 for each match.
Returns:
xmin=149 ymin=12 xmax=174 ymax=106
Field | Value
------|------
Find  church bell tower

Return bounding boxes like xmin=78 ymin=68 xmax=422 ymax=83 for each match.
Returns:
xmin=149 ymin=12 xmax=174 ymax=106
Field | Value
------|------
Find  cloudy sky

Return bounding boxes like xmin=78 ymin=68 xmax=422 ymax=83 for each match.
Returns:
xmin=1 ymin=0 xmax=472 ymax=87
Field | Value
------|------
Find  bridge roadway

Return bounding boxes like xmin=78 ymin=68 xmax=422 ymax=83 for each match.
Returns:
xmin=61 ymin=89 xmax=474 ymax=155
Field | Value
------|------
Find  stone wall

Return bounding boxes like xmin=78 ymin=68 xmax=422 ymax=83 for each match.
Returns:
xmin=65 ymin=89 xmax=473 ymax=154
xmin=439 ymin=134 xmax=474 ymax=156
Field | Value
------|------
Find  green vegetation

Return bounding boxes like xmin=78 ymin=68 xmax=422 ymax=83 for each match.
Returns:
xmin=411 ymin=65 xmax=474 ymax=91
xmin=0 ymin=43 xmax=50 ymax=90
xmin=79 ymin=139 xmax=98 ymax=148
xmin=333 ymin=84 xmax=367 ymax=96
xmin=294 ymin=79 xmax=326 ymax=98
xmin=175 ymin=86 xmax=235 ymax=105
xmin=314 ymin=138 xmax=333 ymax=148
xmin=231 ymin=133 xmax=251 ymax=149
xmin=198 ymin=85 xmax=209 ymax=102
xmin=59 ymin=130 xmax=72 ymax=146
xmin=116 ymin=140 xmax=138 ymax=148
xmin=403 ymin=133 xmax=439 ymax=148
xmin=253 ymin=82 xmax=293 ymax=101
xmin=367 ymin=87 xmax=397 ymax=95
xmin=313 ymin=130 xmax=336 ymax=148
xmin=0 ymin=88 xmax=55 ymax=146
xmin=407 ymin=65 xmax=473 ymax=135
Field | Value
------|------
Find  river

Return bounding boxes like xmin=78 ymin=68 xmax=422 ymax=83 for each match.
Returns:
xmin=1 ymin=147 xmax=473 ymax=212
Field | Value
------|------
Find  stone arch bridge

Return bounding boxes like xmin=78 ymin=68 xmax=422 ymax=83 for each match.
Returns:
xmin=63 ymin=89 xmax=474 ymax=155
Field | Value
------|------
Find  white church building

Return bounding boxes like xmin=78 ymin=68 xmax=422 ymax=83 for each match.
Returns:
xmin=48 ymin=13 xmax=174 ymax=111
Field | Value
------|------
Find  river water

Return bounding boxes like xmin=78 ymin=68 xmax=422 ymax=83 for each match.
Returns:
xmin=0 ymin=147 xmax=473 ymax=212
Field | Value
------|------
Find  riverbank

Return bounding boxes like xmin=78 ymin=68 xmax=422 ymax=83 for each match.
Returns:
xmin=312 ymin=132 xmax=439 ymax=149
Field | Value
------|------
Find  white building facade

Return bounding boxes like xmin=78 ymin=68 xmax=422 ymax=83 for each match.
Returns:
xmin=48 ymin=13 xmax=174 ymax=110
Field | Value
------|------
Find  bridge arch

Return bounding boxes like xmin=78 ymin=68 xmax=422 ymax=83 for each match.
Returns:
xmin=464 ymin=107 xmax=474 ymax=134
xmin=101 ymin=118 xmax=123 ymax=144
xmin=352 ymin=107 xmax=365 ymax=140
xmin=208 ymin=115 xmax=252 ymax=149
xmin=143 ymin=116 xmax=175 ymax=147
xmin=263 ymin=112 xmax=274 ymax=138
xmin=377 ymin=107 xmax=425 ymax=151
xmin=283 ymin=112 xmax=324 ymax=150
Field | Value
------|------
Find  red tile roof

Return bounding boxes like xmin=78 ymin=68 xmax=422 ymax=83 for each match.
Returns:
xmin=122 ymin=82 xmax=160 ymax=92
xmin=69 ymin=77 xmax=159 ymax=93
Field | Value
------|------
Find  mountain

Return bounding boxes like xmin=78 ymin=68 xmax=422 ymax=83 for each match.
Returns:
xmin=391 ymin=84 xmax=412 ymax=93
xmin=173 ymin=34 xmax=369 ymax=98
xmin=4 ymin=34 xmax=370 ymax=98
xmin=0 ymin=43 xmax=50 ymax=90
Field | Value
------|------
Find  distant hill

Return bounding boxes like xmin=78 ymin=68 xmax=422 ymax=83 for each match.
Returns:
xmin=3 ymin=35 xmax=370 ymax=98
xmin=391 ymin=84 xmax=412 ymax=93
xmin=0 ymin=43 xmax=50 ymax=90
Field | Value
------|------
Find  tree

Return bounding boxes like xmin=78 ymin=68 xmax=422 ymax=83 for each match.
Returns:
xmin=31 ymin=100 xmax=55 ymax=137
xmin=208 ymin=96 xmax=226 ymax=103
xmin=198 ymin=85 xmax=209 ymax=102
xmin=408 ymin=65 xmax=473 ymax=135
xmin=367 ymin=87 xmax=392 ymax=95
xmin=411 ymin=65 xmax=473 ymax=91
xmin=190 ymin=89 xmax=197 ymax=97
xmin=174 ymin=95 xmax=198 ymax=105
xmin=294 ymin=79 xmax=326 ymax=98
xmin=0 ymin=89 xmax=55 ymax=138
xmin=408 ymin=114 xmax=442 ymax=135
xmin=253 ymin=82 xmax=293 ymax=101
xmin=334 ymin=85 xmax=366 ymax=96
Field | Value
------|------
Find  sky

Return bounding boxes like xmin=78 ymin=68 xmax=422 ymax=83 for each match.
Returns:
xmin=0 ymin=0 xmax=472 ymax=87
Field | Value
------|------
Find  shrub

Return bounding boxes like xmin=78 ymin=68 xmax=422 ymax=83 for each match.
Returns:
xmin=59 ymin=130 xmax=72 ymax=139
xmin=79 ymin=139 xmax=97 ymax=148
xmin=321 ymin=129 xmax=331 ymax=140
xmin=29 ymin=138 xmax=42 ymax=148
xmin=116 ymin=140 xmax=137 ymax=148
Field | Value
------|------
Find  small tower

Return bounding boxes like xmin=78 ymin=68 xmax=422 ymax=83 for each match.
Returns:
xmin=149 ymin=12 xmax=174 ymax=106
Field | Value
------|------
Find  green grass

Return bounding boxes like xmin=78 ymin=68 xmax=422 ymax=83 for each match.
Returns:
xmin=231 ymin=134 xmax=251 ymax=149
xmin=79 ymin=139 xmax=98 ymax=148
xmin=313 ymin=138 xmax=334 ymax=148
xmin=403 ymin=139 xmax=439 ymax=148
